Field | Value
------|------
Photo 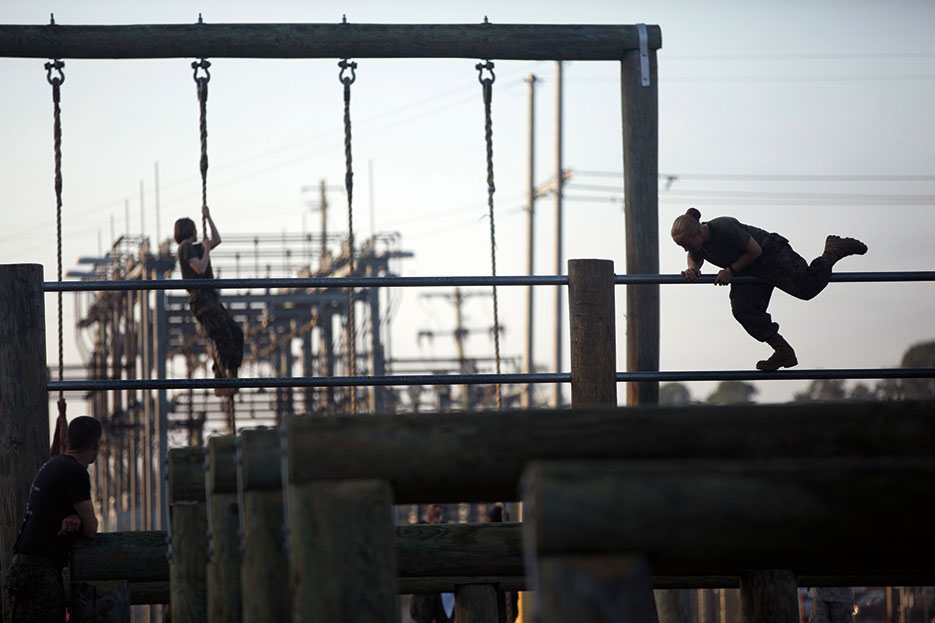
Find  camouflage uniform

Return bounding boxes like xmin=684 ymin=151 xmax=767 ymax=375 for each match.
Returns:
xmin=692 ymin=218 xmax=834 ymax=343
xmin=5 ymin=559 xmax=66 ymax=622
xmin=178 ymin=240 xmax=244 ymax=376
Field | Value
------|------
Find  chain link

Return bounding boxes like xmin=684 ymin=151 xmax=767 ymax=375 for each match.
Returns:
xmin=192 ymin=58 xmax=211 ymax=238
xmin=476 ymin=60 xmax=503 ymax=409
xmin=339 ymin=59 xmax=358 ymax=413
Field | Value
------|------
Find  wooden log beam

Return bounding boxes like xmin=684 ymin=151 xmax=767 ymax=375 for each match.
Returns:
xmin=0 ymin=23 xmax=662 ymax=60
xmin=0 ymin=264 xmax=49 ymax=623
xmin=522 ymin=458 xmax=935 ymax=577
xmin=68 ymin=527 xmax=935 ymax=594
xmin=277 ymin=400 xmax=935 ymax=503
xmin=568 ymin=259 xmax=617 ymax=406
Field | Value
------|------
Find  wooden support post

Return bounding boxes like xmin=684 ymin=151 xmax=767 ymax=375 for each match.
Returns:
xmin=454 ymin=584 xmax=498 ymax=623
xmin=239 ymin=429 xmax=290 ymax=623
xmin=740 ymin=571 xmax=799 ymax=623
xmin=168 ymin=447 xmax=208 ymax=623
xmin=568 ymin=258 xmax=617 ymax=406
xmin=0 ymin=264 xmax=49 ymax=623
xmin=288 ymin=478 xmax=397 ymax=622
xmin=621 ymin=36 xmax=660 ymax=406
xmin=207 ymin=436 xmax=241 ymax=623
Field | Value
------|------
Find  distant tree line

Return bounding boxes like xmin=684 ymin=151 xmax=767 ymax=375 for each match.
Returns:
xmin=659 ymin=339 xmax=935 ymax=405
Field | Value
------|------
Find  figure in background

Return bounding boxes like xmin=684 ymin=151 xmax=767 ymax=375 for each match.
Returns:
xmin=485 ymin=504 xmax=519 ymax=623
xmin=808 ymin=587 xmax=856 ymax=623
xmin=671 ymin=208 xmax=867 ymax=371
xmin=174 ymin=205 xmax=244 ymax=396
xmin=5 ymin=416 xmax=102 ymax=622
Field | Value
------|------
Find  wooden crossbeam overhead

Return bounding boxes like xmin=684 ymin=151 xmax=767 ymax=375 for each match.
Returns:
xmin=0 ymin=23 xmax=662 ymax=60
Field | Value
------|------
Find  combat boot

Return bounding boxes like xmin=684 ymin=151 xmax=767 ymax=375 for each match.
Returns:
xmin=822 ymin=235 xmax=867 ymax=265
xmin=756 ymin=333 xmax=798 ymax=371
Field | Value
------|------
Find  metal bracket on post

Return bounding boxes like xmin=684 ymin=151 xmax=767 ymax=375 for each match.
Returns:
xmin=637 ymin=23 xmax=650 ymax=87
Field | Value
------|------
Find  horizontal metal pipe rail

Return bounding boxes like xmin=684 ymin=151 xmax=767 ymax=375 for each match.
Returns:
xmin=48 ymin=368 xmax=935 ymax=392
xmin=41 ymin=271 xmax=935 ymax=292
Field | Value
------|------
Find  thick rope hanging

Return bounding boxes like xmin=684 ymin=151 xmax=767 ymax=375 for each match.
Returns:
xmin=47 ymin=59 xmax=68 ymax=455
xmin=339 ymin=58 xmax=358 ymax=414
xmin=193 ymin=58 xmax=211 ymax=238
xmin=477 ymin=60 xmax=503 ymax=410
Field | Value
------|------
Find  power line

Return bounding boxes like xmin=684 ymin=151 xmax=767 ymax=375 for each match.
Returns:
xmin=574 ymin=171 xmax=935 ymax=182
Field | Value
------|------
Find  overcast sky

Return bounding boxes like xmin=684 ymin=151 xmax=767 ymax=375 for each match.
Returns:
xmin=2 ymin=0 xmax=933 ymax=408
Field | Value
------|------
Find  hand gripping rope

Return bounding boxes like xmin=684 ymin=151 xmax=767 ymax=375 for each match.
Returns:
xmin=477 ymin=59 xmax=503 ymax=410
xmin=339 ymin=57 xmax=359 ymax=413
xmin=46 ymin=58 xmax=69 ymax=454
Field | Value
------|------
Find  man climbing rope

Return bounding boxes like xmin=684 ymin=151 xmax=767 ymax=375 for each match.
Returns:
xmin=175 ymin=204 xmax=244 ymax=395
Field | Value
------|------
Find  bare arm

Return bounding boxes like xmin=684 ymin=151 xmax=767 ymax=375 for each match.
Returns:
xmin=203 ymin=204 xmax=221 ymax=250
xmin=73 ymin=499 xmax=98 ymax=538
xmin=682 ymin=255 xmax=705 ymax=281
xmin=715 ymin=237 xmax=762 ymax=285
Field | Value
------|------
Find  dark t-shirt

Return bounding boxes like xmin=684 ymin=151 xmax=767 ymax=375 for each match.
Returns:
xmin=178 ymin=240 xmax=219 ymax=305
xmin=689 ymin=216 xmax=774 ymax=269
xmin=13 ymin=454 xmax=91 ymax=567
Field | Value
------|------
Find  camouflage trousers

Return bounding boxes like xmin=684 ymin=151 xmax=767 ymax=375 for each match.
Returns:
xmin=729 ymin=236 xmax=833 ymax=342
xmin=191 ymin=298 xmax=244 ymax=376
xmin=5 ymin=563 xmax=66 ymax=622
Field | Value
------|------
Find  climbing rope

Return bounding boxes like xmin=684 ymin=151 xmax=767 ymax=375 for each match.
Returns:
xmin=46 ymin=59 xmax=69 ymax=453
xmin=477 ymin=60 xmax=503 ymax=409
xmin=339 ymin=58 xmax=358 ymax=414
xmin=192 ymin=58 xmax=211 ymax=238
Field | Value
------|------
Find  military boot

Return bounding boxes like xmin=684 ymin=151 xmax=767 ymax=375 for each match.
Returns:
xmin=756 ymin=333 xmax=798 ymax=371
xmin=822 ymin=235 xmax=867 ymax=265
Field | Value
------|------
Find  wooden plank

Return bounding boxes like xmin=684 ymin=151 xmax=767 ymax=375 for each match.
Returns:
xmin=207 ymin=436 xmax=241 ymax=623
xmin=740 ymin=571 xmax=799 ymax=623
xmin=169 ymin=446 xmax=206 ymax=503
xmin=128 ymin=581 xmax=169 ymax=605
xmin=522 ymin=458 xmax=935 ymax=576
xmin=396 ymin=522 xmax=523 ymax=578
xmin=0 ymin=264 xmax=49 ymax=623
xmin=0 ymin=23 xmax=662 ymax=61
xmin=169 ymin=502 xmax=207 ymax=623
xmin=279 ymin=400 xmax=935 ymax=503
xmin=621 ymin=48 xmax=660 ymax=405
xmin=568 ymin=259 xmax=617 ymax=406
xmin=288 ymin=479 xmax=397 ymax=622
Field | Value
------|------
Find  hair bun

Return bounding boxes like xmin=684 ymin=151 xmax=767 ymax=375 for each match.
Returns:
xmin=686 ymin=207 xmax=701 ymax=220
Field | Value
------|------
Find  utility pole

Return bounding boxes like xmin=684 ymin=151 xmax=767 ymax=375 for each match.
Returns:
xmin=553 ymin=61 xmax=564 ymax=408
xmin=420 ymin=288 xmax=494 ymax=410
xmin=525 ymin=74 xmax=538 ymax=409
xmin=301 ymin=179 xmax=332 ymax=265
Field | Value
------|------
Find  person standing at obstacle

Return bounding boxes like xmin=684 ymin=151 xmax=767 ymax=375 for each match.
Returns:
xmin=671 ymin=208 xmax=867 ymax=370
xmin=5 ymin=416 xmax=101 ymax=622
xmin=409 ymin=504 xmax=453 ymax=623
xmin=175 ymin=204 xmax=244 ymax=395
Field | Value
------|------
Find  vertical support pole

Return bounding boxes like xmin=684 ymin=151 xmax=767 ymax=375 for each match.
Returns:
xmin=140 ymin=272 xmax=153 ymax=531
xmin=620 ymin=42 xmax=659 ymax=405
xmin=567 ymin=259 xmax=617 ymax=406
xmin=168 ymin=447 xmax=208 ymax=623
xmin=524 ymin=73 xmax=537 ymax=409
xmin=0 ymin=264 xmax=49 ymax=623
xmin=740 ymin=571 xmax=799 ymax=623
xmin=207 ymin=436 xmax=241 ymax=623
xmin=288 ymin=478 xmax=397 ymax=622
xmin=552 ymin=60 xmax=564 ymax=408
xmin=154 ymin=277 xmax=169 ymax=531
xmin=454 ymin=584 xmax=498 ymax=623
xmin=369 ymin=287 xmax=386 ymax=413
xmin=240 ymin=429 xmax=290 ymax=623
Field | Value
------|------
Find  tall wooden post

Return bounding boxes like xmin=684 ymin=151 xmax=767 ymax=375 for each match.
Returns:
xmin=620 ymin=30 xmax=660 ymax=405
xmin=168 ymin=447 xmax=208 ymax=623
xmin=740 ymin=571 xmax=799 ymax=623
xmin=207 ymin=436 xmax=241 ymax=623
xmin=568 ymin=259 xmax=617 ymax=406
xmin=0 ymin=264 xmax=50 ymax=623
